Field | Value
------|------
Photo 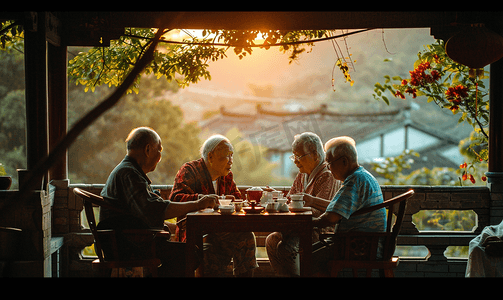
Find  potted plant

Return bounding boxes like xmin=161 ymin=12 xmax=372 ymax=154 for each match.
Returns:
xmin=0 ymin=163 xmax=12 ymax=190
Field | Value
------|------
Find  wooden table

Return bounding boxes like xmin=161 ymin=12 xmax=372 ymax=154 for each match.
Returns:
xmin=185 ymin=208 xmax=313 ymax=277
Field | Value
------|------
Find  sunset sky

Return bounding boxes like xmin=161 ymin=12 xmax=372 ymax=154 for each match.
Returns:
xmin=165 ymin=28 xmax=437 ymax=119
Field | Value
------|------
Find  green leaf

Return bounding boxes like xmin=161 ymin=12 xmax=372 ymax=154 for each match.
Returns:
xmin=382 ymin=96 xmax=389 ymax=105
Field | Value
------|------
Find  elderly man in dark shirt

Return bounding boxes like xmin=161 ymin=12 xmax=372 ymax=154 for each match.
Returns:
xmin=100 ymin=127 xmax=216 ymax=276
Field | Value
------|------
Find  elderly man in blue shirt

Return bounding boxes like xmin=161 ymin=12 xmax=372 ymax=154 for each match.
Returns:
xmin=302 ymin=136 xmax=386 ymax=275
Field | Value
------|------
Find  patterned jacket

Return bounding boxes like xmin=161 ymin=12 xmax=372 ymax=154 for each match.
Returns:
xmin=169 ymin=158 xmax=242 ymax=241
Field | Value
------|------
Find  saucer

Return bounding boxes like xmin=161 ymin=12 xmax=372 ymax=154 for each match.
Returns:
xmin=243 ymin=206 xmax=264 ymax=214
xmin=219 ymin=205 xmax=235 ymax=215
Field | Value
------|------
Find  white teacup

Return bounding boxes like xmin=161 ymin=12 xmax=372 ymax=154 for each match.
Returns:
xmin=265 ymin=202 xmax=279 ymax=212
xmin=272 ymin=191 xmax=282 ymax=199
xmin=219 ymin=199 xmax=232 ymax=206
xmin=289 ymin=200 xmax=305 ymax=209
xmin=290 ymin=194 xmax=304 ymax=201
xmin=276 ymin=198 xmax=289 ymax=212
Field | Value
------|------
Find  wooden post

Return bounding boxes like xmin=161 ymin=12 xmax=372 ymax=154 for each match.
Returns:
xmin=489 ymin=57 xmax=503 ymax=173
xmin=487 ymin=22 xmax=503 ymax=225
xmin=47 ymin=42 xmax=68 ymax=181
xmin=23 ymin=12 xmax=48 ymax=189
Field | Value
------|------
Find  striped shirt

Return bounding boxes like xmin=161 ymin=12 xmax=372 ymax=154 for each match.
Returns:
xmin=326 ymin=166 xmax=386 ymax=233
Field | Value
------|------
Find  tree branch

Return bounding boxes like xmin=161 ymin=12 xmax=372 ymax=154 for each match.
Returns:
xmin=0 ymin=21 xmax=19 ymax=37
xmin=1 ymin=26 xmax=166 ymax=213
xmin=124 ymin=28 xmax=374 ymax=48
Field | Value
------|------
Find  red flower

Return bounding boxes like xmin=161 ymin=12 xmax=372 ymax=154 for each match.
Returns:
xmin=462 ymin=173 xmax=468 ymax=181
xmin=446 ymin=84 xmax=469 ymax=104
xmin=469 ymin=174 xmax=476 ymax=184
xmin=431 ymin=70 xmax=441 ymax=81
xmin=460 ymin=162 xmax=467 ymax=169
xmin=455 ymin=84 xmax=469 ymax=98
xmin=405 ymin=87 xmax=417 ymax=98
xmin=401 ymin=79 xmax=408 ymax=86
xmin=394 ymin=90 xmax=405 ymax=99
xmin=407 ymin=62 xmax=437 ymax=87
xmin=482 ymin=176 xmax=487 ymax=182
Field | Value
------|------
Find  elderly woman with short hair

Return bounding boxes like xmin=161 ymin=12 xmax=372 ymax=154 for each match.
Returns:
xmin=169 ymin=134 xmax=258 ymax=277
xmin=266 ymin=132 xmax=342 ymax=276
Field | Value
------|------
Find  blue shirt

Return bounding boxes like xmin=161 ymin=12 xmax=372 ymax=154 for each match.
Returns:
xmin=326 ymin=166 xmax=386 ymax=233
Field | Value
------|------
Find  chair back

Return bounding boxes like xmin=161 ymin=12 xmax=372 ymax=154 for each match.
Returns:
xmin=73 ymin=188 xmax=109 ymax=262
xmin=327 ymin=189 xmax=414 ymax=261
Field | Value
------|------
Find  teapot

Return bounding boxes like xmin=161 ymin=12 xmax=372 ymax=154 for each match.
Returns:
xmin=276 ymin=198 xmax=289 ymax=212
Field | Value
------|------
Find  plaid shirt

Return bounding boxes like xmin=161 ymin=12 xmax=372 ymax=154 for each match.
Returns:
xmin=100 ymin=155 xmax=170 ymax=229
xmin=169 ymin=158 xmax=242 ymax=241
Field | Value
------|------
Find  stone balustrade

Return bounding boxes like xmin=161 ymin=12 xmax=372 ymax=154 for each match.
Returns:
xmin=43 ymin=182 xmax=503 ymax=277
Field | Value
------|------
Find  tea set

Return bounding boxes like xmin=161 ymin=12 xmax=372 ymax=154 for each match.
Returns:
xmin=213 ymin=187 xmax=308 ymax=215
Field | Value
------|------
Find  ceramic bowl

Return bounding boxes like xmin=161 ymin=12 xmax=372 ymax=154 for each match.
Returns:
xmin=219 ymin=205 xmax=235 ymax=215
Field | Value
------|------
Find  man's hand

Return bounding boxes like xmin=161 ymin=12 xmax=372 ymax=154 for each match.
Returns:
xmin=298 ymin=193 xmax=331 ymax=212
xmin=197 ymin=194 xmax=218 ymax=210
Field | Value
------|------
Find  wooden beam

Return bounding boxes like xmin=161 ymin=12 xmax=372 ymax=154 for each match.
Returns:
xmin=57 ymin=11 xmax=471 ymax=46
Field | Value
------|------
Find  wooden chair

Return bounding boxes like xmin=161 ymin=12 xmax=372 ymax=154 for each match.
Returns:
xmin=319 ymin=189 xmax=414 ymax=277
xmin=73 ymin=187 xmax=168 ymax=277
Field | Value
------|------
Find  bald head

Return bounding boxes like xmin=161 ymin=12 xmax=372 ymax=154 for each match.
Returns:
xmin=324 ymin=136 xmax=358 ymax=164
xmin=125 ymin=127 xmax=163 ymax=174
xmin=126 ymin=127 xmax=161 ymax=151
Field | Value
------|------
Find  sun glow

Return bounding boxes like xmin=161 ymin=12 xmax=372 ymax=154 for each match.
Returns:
xmin=163 ymin=29 xmax=267 ymax=44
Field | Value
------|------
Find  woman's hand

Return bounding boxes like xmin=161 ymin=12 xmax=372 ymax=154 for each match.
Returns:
xmin=301 ymin=193 xmax=315 ymax=207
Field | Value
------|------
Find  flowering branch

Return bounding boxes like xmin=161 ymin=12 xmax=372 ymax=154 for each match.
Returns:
xmin=372 ymin=40 xmax=489 ymax=184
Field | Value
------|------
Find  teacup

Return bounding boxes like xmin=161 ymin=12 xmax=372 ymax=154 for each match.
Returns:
xmin=290 ymin=194 xmax=304 ymax=201
xmin=233 ymin=200 xmax=244 ymax=212
xmin=289 ymin=200 xmax=305 ymax=209
xmin=276 ymin=198 xmax=289 ymax=212
xmin=265 ymin=202 xmax=279 ymax=212
xmin=276 ymin=198 xmax=287 ymax=206
xmin=219 ymin=199 xmax=232 ymax=206
xmin=271 ymin=191 xmax=282 ymax=199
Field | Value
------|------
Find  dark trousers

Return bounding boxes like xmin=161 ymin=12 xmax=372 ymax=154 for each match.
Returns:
xmin=311 ymin=240 xmax=334 ymax=276
xmin=97 ymin=216 xmax=198 ymax=277
xmin=154 ymin=237 xmax=199 ymax=277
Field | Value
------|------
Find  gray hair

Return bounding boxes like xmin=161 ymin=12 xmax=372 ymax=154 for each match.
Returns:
xmin=324 ymin=136 xmax=358 ymax=163
xmin=200 ymin=134 xmax=232 ymax=160
xmin=292 ymin=132 xmax=325 ymax=162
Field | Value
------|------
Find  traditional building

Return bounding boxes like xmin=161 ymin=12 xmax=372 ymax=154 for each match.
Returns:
xmin=200 ymin=101 xmax=472 ymax=178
